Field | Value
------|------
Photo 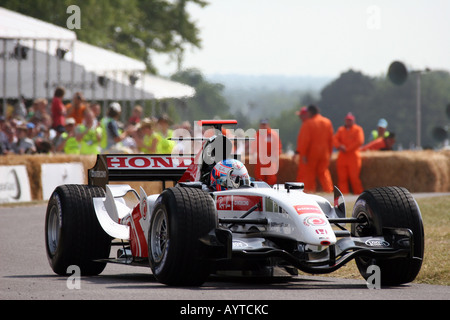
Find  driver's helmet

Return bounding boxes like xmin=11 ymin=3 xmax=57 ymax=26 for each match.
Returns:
xmin=210 ymin=159 xmax=251 ymax=191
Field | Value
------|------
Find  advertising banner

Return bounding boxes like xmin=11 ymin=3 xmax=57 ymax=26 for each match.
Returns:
xmin=0 ymin=166 xmax=32 ymax=204
xmin=41 ymin=163 xmax=84 ymax=200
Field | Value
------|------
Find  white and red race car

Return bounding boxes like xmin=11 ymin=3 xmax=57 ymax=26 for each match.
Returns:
xmin=45 ymin=120 xmax=424 ymax=286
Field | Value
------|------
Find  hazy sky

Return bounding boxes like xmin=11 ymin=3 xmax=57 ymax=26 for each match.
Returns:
xmin=154 ymin=0 xmax=450 ymax=78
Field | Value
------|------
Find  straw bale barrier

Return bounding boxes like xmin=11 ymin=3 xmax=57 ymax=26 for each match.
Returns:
xmin=359 ymin=151 xmax=450 ymax=193
xmin=0 ymin=154 xmax=97 ymax=200
xmin=0 ymin=150 xmax=449 ymax=201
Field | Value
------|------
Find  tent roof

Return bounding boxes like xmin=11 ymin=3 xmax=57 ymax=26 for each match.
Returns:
xmin=0 ymin=7 xmax=76 ymax=41
xmin=140 ymin=74 xmax=196 ymax=100
xmin=70 ymin=41 xmax=147 ymax=73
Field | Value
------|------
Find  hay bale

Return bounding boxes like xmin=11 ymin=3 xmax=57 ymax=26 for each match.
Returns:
xmin=439 ymin=149 xmax=450 ymax=191
xmin=0 ymin=154 xmax=96 ymax=200
xmin=242 ymin=155 xmax=297 ymax=184
xmin=360 ymin=151 xmax=450 ymax=192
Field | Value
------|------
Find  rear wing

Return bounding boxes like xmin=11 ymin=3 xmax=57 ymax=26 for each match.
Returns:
xmin=88 ymin=120 xmax=244 ymax=189
xmin=88 ymin=154 xmax=194 ymax=189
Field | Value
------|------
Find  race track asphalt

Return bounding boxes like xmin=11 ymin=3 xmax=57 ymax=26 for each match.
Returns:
xmin=1 ymin=199 xmax=449 ymax=301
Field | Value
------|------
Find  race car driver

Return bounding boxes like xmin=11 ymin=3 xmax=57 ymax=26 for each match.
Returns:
xmin=210 ymin=159 xmax=251 ymax=191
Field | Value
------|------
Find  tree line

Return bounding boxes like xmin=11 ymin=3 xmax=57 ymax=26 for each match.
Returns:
xmin=172 ymin=68 xmax=450 ymax=151
xmin=0 ymin=0 xmax=207 ymax=73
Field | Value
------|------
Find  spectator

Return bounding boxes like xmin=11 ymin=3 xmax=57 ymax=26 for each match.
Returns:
xmin=128 ymin=105 xmax=143 ymax=126
xmin=0 ymin=116 xmax=7 ymax=153
xmin=13 ymin=124 xmax=36 ymax=154
xmin=51 ymin=87 xmax=66 ymax=130
xmin=370 ymin=118 xmax=390 ymax=141
xmin=57 ymin=118 xmax=80 ymax=155
xmin=30 ymin=108 xmax=51 ymax=152
xmin=90 ymin=102 xmax=102 ymax=127
xmin=361 ymin=132 xmax=396 ymax=151
xmin=0 ymin=121 xmax=16 ymax=155
xmin=40 ymin=114 xmax=55 ymax=140
xmin=101 ymin=102 xmax=135 ymax=152
xmin=294 ymin=106 xmax=309 ymax=183
xmin=252 ymin=118 xmax=282 ymax=185
xmin=138 ymin=118 xmax=158 ymax=154
xmin=26 ymin=122 xmax=37 ymax=140
xmin=66 ymin=92 xmax=87 ymax=125
xmin=155 ymin=114 xmax=176 ymax=154
xmin=51 ymin=125 xmax=66 ymax=153
xmin=34 ymin=138 xmax=52 ymax=154
xmin=333 ymin=112 xmax=365 ymax=195
xmin=78 ymin=109 xmax=102 ymax=155
xmin=297 ymin=105 xmax=334 ymax=193
xmin=29 ymin=98 xmax=49 ymax=125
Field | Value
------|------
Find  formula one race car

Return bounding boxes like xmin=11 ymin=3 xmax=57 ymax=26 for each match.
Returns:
xmin=45 ymin=120 xmax=424 ymax=286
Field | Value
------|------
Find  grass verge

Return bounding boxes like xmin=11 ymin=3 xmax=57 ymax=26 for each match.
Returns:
xmin=301 ymin=195 xmax=450 ymax=286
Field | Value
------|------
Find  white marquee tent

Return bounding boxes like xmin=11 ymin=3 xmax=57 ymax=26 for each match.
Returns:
xmin=0 ymin=7 xmax=195 ymax=115
xmin=0 ymin=7 xmax=76 ymax=41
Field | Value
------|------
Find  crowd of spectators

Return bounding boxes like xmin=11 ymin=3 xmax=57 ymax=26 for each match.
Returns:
xmin=0 ymin=87 xmax=193 ymax=156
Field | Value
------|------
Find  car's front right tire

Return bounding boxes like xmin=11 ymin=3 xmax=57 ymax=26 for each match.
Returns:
xmin=351 ymin=186 xmax=424 ymax=285
xmin=148 ymin=186 xmax=217 ymax=286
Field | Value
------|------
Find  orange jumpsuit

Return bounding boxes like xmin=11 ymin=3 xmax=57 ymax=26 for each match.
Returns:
xmin=297 ymin=114 xmax=334 ymax=193
xmin=333 ymin=124 xmax=365 ymax=194
xmin=295 ymin=123 xmax=307 ymax=183
xmin=254 ymin=128 xmax=282 ymax=185
xmin=360 ymin=137 xmax=386 ymax=151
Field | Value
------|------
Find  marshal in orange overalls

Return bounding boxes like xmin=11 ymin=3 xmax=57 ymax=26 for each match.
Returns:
xmin=333 ymin=113 xmax=364 ymax=194
xmin=297 ymin=112 xmax=334 ymax=193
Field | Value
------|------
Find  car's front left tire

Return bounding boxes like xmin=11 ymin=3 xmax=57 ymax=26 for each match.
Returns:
xmin=45 ymin=184 xmax=111 ymax=276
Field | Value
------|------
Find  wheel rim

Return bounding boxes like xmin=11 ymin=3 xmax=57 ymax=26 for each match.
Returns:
xmin=47 ymin=205 xmax=60 ymax=256
xmin=354 ymin=211 xmax=371 ymax=237
xmin=151 ymin=208 xmax=169 ymax=263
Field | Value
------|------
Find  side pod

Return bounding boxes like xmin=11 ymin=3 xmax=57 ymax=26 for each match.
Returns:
xmin=93 ymin=185 xmax=131 ymax=240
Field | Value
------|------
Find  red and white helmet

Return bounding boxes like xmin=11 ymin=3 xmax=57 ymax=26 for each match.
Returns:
xmin=210 ymin=159 xmax=250 ymax=191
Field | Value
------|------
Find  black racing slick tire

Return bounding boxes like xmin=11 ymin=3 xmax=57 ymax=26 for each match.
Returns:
xmin=351 ymin=186 xmax=424 ymax=285
xmin=148 ymin=186 xmax=217 ymax=286
xmin=45 ymin=184 xmax=112 ymax=276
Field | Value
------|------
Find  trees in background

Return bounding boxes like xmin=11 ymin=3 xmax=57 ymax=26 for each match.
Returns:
xmin=222 ymin=69 xmax=450 ymax=151
xmin=0 ymin=0 xmax=207 ymax=73
xmin=170 ymin=69 xmax=230 ymax=123
xmin=316 ymin=69 xmax=450 ymax=149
